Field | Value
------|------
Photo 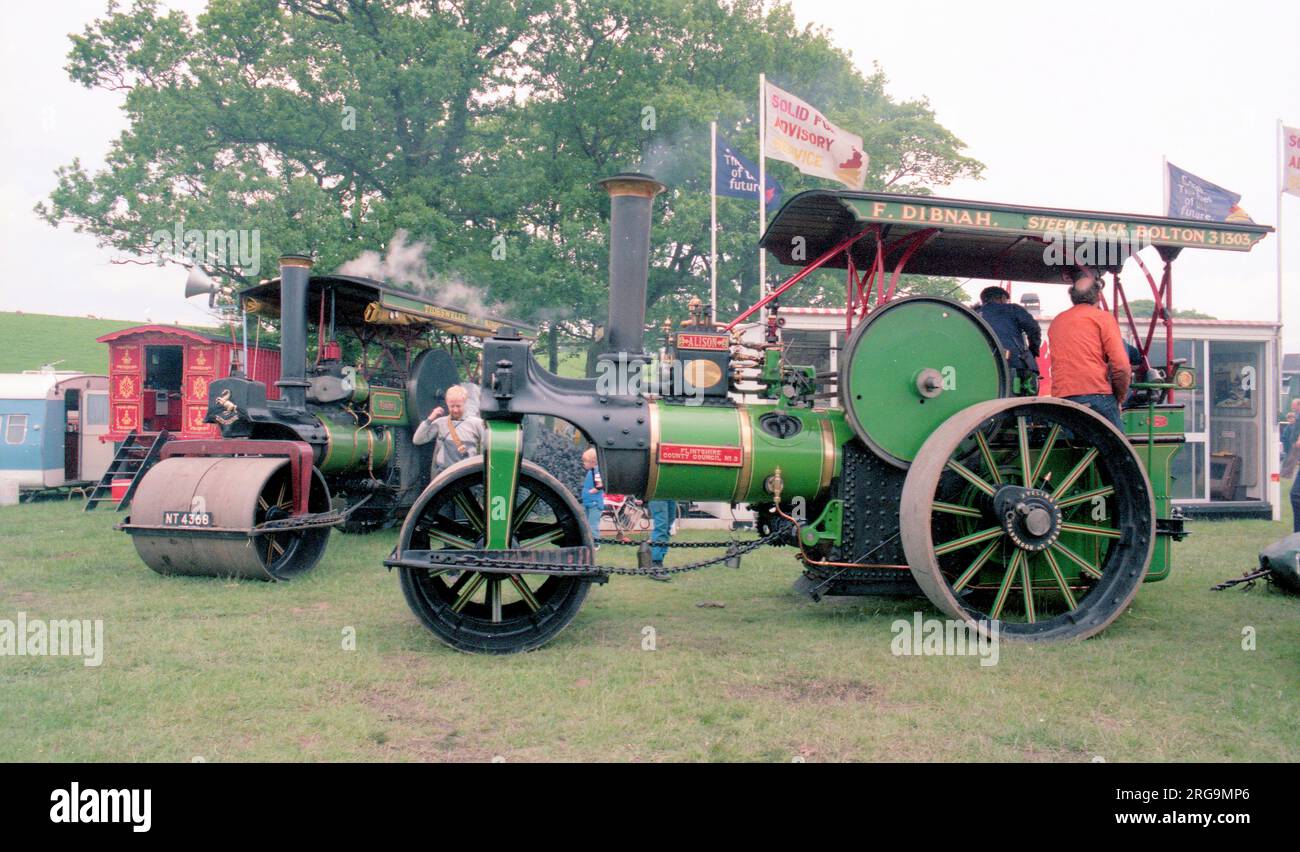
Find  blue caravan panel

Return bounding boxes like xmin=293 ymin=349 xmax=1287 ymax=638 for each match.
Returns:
xmin=0 ymin=372 xmax=110 ymax=491
xmin=0 ymin=399 xmax=53 ymax=487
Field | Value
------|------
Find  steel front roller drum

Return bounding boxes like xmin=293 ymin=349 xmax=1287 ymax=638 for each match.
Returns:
xmin=900 ymin=398 xmax=1155 ymax=641
xmin=129 ymin=456 xmax=331 ymax=581
xmin=396 ymin=458 xmax=592 ymax=654
xmin=840 ymin=297 xmax=1008 ymax=468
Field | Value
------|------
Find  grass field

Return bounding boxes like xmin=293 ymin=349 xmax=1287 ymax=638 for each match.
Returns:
xmin=0 ymin=496 xmax=1295 ymax=762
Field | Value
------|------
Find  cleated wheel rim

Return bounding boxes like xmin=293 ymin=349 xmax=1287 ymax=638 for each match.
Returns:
xmin=397 ymin=458 xmax=592 ymax=654
xmin=901 ymin=398 xmax=1154 ymax=641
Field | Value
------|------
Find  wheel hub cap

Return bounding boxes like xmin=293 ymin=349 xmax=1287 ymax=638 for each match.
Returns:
xmin=993 ymin=485 xmax=1061 ymax=552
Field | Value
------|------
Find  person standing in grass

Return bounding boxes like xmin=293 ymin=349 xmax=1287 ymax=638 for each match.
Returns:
xmin=647 ymin=500 xmax=675 ymax=583
xmin=581 ymin=447 xmax=605 ymax=547
xmin=1288 ymin=433 xmax=1300 ymax=531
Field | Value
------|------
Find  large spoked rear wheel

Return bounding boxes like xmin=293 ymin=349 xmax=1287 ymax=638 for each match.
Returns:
xmin=397 ymin=458 xmax=593 ymax=654
xmin=901 ymin=398 xmax=1154 ymax=642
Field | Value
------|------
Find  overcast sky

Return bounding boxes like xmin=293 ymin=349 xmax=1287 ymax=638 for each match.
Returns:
xmin=2 ymin=1 xmax=1298 ymax=345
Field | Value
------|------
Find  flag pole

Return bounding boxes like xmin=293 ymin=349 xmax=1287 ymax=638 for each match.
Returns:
xmin=1277 ymin=120 xmax=1283 ymax=329
xmin=758 ymin=73 xmax=767 ymax=327
xmin=1161 ymin=154 xmax=1169 ymax=214
xmin=1274 ymin=119 xmax=1284 ymax=330
xmin=711 ymin=120 xmax=718 ymax=326
xmin=1273 ymin=119 xmax=1285 ymax=521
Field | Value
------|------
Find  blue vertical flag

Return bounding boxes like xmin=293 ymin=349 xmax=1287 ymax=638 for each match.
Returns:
xmin=1165 ymin=162 xmax=1253 ymax=222
xmin=715 ymin=133 xmax=782 ymax=211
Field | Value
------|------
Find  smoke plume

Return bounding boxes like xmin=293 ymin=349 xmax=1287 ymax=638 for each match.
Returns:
xmin=336 ymin=230 xmax=503 ymax=317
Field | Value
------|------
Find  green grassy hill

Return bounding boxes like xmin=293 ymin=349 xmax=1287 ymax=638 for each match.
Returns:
xmin=0 ymin=312 xmax=218 ymax=374
xmin=0 ymin=310 xmax=591 ymax=379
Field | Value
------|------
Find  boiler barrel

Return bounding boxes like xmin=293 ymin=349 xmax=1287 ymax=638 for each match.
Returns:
xmin=318 ymin=422 xmax=394 ymax=475
xmin=639 ymin=401 xmax=852 ymax=503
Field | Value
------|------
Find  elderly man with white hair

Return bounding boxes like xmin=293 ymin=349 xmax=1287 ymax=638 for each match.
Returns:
xmin=413 ymin=384 xmax=486 ymax=477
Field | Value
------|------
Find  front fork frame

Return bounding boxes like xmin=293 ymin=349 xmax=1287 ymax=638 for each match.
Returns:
xmin=483 ymin=420 xmax=524 ymax=549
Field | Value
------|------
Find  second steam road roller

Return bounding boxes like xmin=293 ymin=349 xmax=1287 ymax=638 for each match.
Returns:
xmin=119 ymin=256 xmax=530 ymax=580
xmin=385 ymin=172 xmax=1270 ymax=653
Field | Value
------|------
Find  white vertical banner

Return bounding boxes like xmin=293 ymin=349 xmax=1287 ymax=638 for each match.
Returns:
xmin=762 ymin=79 xmax=867 ymax=190
xmin=710 ymin=120 xmax=718 ymax=325
xmin=1284 ymin=124 xmax=1300 ymax=197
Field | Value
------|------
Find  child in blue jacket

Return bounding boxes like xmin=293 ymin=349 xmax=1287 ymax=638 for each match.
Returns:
xmin=581 ymin=447 xmax=605 ymax=545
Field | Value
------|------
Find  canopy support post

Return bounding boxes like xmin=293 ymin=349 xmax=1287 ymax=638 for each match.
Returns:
xmin=726 ymin=227 xmax=875 ymax=332
xmin=1112 ymin=272 xmax=1150 ymax=372
xmin=883 ymin=228 xmax=940 ymax=305
xmin=1163 ymin=258 xmax=1174 ymax=402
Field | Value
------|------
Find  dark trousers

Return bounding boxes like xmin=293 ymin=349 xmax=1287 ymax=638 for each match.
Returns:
xmin=1064 ymin=393 xmax=1124 ymax=431
xmin=1290 ymin=476 xmax=1300 ymax=533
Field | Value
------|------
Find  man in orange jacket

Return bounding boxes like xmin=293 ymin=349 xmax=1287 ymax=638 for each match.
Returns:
xmin=1047 ymin=267 xmax=1131 ymax=430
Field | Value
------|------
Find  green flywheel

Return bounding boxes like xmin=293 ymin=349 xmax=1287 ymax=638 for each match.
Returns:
xmin=839 ymin=296 xmax=1009 ymax=467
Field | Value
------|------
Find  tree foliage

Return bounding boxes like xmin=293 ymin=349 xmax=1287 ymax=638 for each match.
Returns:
xmin=39 ymin=0 xmax=984 ymax=356
xmin=1122 ymin=299 xmax=1215 ymax=320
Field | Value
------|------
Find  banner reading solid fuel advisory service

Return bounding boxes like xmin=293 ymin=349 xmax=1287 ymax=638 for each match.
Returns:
xmin=762 ymin=80 xmax=867 ymax=190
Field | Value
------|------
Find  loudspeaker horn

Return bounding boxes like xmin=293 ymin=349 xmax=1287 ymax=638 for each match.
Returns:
xmin=184 ymin=268 xmax=218 ymax=307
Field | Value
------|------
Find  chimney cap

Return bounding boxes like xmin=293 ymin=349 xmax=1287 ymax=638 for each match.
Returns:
xmin=279 ymin=253 xmax=315 ymax=269
xmin=598 ymin=172 xmax=666 ymax=199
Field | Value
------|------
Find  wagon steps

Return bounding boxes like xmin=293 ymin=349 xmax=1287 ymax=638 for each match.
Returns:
xmin=83 ymin=430 xmax=170 ymax=512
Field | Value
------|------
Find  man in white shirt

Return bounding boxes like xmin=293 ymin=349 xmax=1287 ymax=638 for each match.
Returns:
xmin=413 ymin=385 xmax=485 ymax=478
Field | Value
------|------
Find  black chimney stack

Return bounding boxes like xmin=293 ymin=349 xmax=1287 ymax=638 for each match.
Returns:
xmin=598 ymin=173 xmax=665 ymax=359
xmin=276 ymin=254 xmax=313 ymax=412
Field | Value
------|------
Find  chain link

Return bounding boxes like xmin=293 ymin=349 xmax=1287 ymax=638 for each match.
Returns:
xmin=415 ymin=528 xmax=787 ymax=577
xmin=594 ymin=536 xmax=770 ymax=549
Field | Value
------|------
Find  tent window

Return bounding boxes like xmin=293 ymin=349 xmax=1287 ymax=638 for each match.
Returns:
xmin=5 ymin=414 xmax=27 ymax=444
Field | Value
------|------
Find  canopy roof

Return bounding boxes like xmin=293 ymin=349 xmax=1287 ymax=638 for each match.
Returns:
xmin=760 ymin=190 xmax=1272 ymax=283
xmin=96 ymin=324 xmax=239 ymax=346
xmin=0 ymin=372 xmax=105 ymax=400
xmin=240 ymin=274 xmax=534 ymax=338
